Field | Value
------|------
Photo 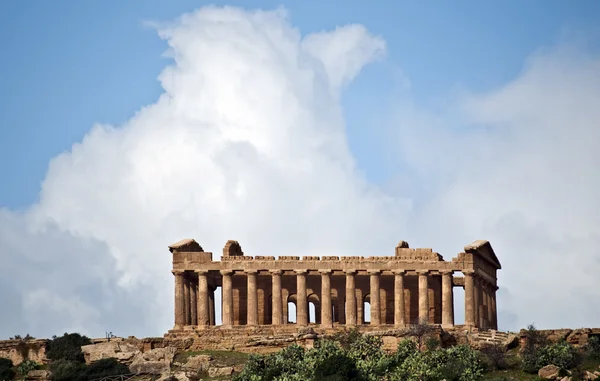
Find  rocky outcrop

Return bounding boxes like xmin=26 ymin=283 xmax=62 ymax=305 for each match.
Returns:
xmin=538 ymin=364 xmax=561 ymax=379
xmin=82 ymin=340 xmax=141 ymax=364
xmin=129 ymin=347 xmax=177 ymax=375
xmin=25 ymin=370 xmax=51 ymax=381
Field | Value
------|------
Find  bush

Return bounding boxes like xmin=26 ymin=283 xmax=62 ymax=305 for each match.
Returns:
xmin=46 ymin=333 xmax=91 ymax=363
xmin=586 ymin=336 xmax=600 ymax=359
xmin=16 ymin=360 xmax=40 ymax=378
xmin=0 ymin=358 xmax=15 ymax=381
xmin=79 ymin=358 xmax=129 ymax=380
xmin=535 ymin=340 xmax=578 ymax=370
xmin=480 ymin=344 xmax=508 ymax=370
xmin=49 ymin=359 xmax=88 ymax=381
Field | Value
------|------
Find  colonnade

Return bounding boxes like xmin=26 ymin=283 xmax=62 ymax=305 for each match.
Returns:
xmin=173 ymin=269 xmax=498 ymax=329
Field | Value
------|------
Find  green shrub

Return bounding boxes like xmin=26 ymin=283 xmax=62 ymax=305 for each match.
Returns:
xmin=16 ymin=360 xmax=40 ymax=378
xmin=441 ymin=345 xmax=485 ymax=381
xmin=79 ymin=358 xmax=129 ymax=380
xmin=479 ymin=344 xmax=508 ymax=370
xmin=586 ymin=336 xmax=600 ymax=359
xmin=48 ymin=359 xmax=85 ymax=381
xmin=535 ymin=340 xmax=578 ymax=370
xmin=0 ymin=358 xmax=15 ymax=381
xmin=46 ymin=333 xmax=91 ymax=363
xmin=425 ymin=337 xmax=440 ymax=351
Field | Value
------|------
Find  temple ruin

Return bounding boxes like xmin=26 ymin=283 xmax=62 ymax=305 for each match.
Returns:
xmin=169 ymin=239 xmax=501 ymax=331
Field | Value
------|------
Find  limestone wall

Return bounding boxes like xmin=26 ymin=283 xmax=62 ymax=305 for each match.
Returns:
xmin=0 ymin=339 xmax=48 ymax=366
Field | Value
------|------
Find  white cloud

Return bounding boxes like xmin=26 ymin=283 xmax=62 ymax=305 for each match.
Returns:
xmin=393 ymin=42 xmax=600 ymax=330
xmin=0 ymin=6 xmax=408 ymax=339
xmin=1 ymin=5 xmax=599 ymax=339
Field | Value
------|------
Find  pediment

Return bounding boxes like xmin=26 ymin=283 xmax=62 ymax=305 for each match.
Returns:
xmin=464 ymin=240 xmax=501 ymax=269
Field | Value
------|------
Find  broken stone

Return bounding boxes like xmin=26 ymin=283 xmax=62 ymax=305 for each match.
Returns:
xmin=539 ymin=364 xmax=561 ymax=379
xmin=208 ymin=367 xmax=234 ymax=378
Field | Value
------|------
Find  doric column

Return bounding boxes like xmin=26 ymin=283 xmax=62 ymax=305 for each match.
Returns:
xmin=492 ymin=285 xmax=498 ymax=330
xmin=209 ymin=287 xmax=215 ymax=325
xmin=464 ymin=271 xmax=475 ymax=327
xmin=345 ymin=270 xmax=357 ymax=326
xmin=190 ymin=278 xmax=198 ymax=326
xmin=173 ymin=270 xmax=185 ymax=328
xmin=369 ymin=270 xmax=381 ymax=326
xmin=296 ymin=270 xmax=308 ymax=326
xmin=441 ymin=270 xmax=454 ymax=328
xmin=320 ymin=270 xmax=333 ymax=327
xmin=270 ymin=270 xmax=283 ymax=325
xmin=183 ymin=275 xmax=191 ymax=325
xmin=417 ymin=270 xmax=429 ymax=324
xmin=477 ymin=278 xmax=485 ymax=328
xmin=196 ymin=271 xmax=209 ymax=326
xmin=246 ymin=270 xmax=258 ymax=326
xmin=221 ymin=270 xmax=234 ymax=326
xmin=486 ymin=284 xmax=493 ymax=329
xmin=394 ymin=270 xmax=406 ymax=327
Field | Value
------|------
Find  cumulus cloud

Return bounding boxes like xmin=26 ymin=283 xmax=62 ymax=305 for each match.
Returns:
xmin=393 ymin=42 xmax=600 ymax=329
xmin=0 ymin=6 xmax=407 ymax=339
xmin=1 ymin=5 xmax=598 ymax=339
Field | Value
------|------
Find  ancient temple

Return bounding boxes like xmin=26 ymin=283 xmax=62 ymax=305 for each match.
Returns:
xmin=169 ymin=239 xmax=501 ymax=330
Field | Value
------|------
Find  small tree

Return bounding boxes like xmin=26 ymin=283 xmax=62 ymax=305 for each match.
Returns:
xmin=405 ymin=319 xmax=437 ymax=350
xmin=46 ymin=333 xmax=91 ymax=363
xmin=0 ymin=358 xmax=16 ymax=381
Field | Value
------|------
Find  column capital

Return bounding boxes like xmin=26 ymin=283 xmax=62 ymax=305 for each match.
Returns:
xmin=393 ymin=269 xmax=406 ymax=275
xmin=345 ymin=269 xmax=357 ymax=275
xmin=440 ymin=270 xmax=454 ymax=276
xmin=245 ymin=270 xmax=258 ymax=275
xmin=269 ymin=269 xmax=283 ymax=275
xmin=319 ymin=269 xmax=332 ymax=275
xmin=368 ymin=270 xmax=381 ymax=275
xmin=195 ymin=270 xmax=208 ymax=275
xmin=220 ymin=270 xmax=233 ymax=276
xmin=416 ymin=270 xmax=430 ymax=276
xmin=172 ymin=270 xmax=185 ymax=275
xmin=294 ymin=269 xmax=307 ymax=275
xmin=463 ymin=270 xmax=475 ymax=276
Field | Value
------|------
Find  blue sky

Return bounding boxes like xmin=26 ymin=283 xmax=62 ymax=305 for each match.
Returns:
xmin=2 ymin=1 xmax=599 ymax=209
xmin=1 ymin=2 xmax=600 ymax=338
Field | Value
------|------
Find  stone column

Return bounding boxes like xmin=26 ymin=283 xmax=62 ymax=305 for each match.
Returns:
xmin=296 ymin=270 xmax=308 ymax=326
xmin=394 ymin=270 xmax=406 ymax=327
xmin=473 ymin=276 xmax=480 ymax=328
xmin=369 ymin=271 xmax=381 ymax=326
xmin=221 ymin=270 xmax=234 ymax=326
xmin=464 ymin=271 xmax=475 ymax=327
xmin=183 ymin=275 xmax=191 ymax=325
xmin=441 ymin=270 xmax=454 ymax=328
xmin=196 ymin=271 xmax=210 ymax=326
xmin=477 ymin=278 xmax=485 ymax=328
xmin=356 ymin=288 xmax=364 ymax=325
xmin=209 ymin=287 xmax=215 ymax=325
xmin=246 ymin=270 xmax=258 ymax=326
xmin=190 ymin=278 xmax=198 ymax=326
xmin=486 ymin=284 xmax=493 ymax=329
xmin=173 ymin=270 xmax=185 ymax=328
xmin=320 ymin=270 xmax=333 ymax=327
xmin=345 ymin=270 xmax=357 ymax=326
xmin=270 ymin=270 xmax=283 ymax=325
xmin=492 ymin=286 xmax=498 ymax=330
xmin=417 ymin=270 xmax=429 ymax=324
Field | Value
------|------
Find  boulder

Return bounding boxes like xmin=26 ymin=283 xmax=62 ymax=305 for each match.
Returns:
xmin=208 ymin=367 xmax=234 ymax=378
xmin=184 ymin=355 xmax=212 ymax=371
xmin=129 ymin=347 xmax=177 ymax=374
xmin=157 ymin=371 xmax=198 ymax=381
xmin=81 ymin=341 xmax=141 ymax=364
xmin=584 ymin=370 xmax=600 ymax=380
xmin=26 ymin=370 xmax=51 ymax=381
xmin=539 ymin=364 xmax=561 ymax=379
